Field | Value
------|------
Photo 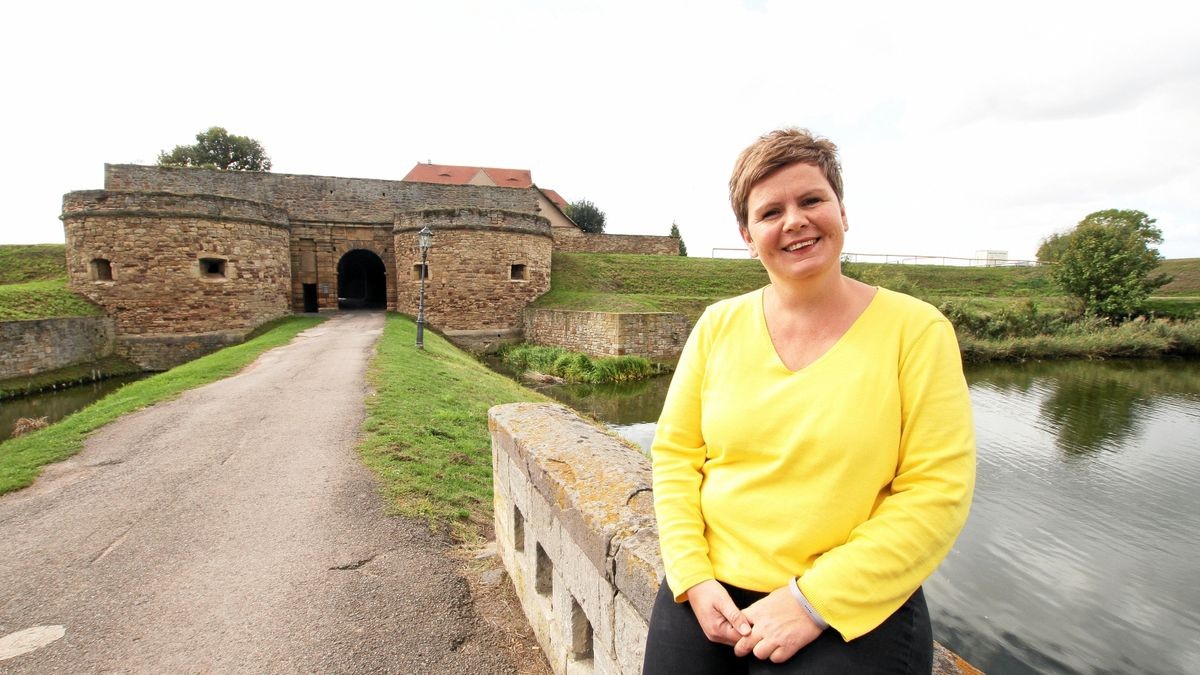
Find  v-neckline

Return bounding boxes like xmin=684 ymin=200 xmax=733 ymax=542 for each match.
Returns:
xmin=756 ymin=286 xmax=881 ymax=374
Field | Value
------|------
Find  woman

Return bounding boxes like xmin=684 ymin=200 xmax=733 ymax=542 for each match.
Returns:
xmin=644 ymin=128 xmax=975 ymax=673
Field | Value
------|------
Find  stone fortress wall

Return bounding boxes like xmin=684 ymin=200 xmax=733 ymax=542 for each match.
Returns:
xmin=59 ymin=165 xmax=679 ymax=370
xmin=62 ymin=190 xmax=293 ymax=370
xmin=395 ymin=209 xmax=552 ymax=333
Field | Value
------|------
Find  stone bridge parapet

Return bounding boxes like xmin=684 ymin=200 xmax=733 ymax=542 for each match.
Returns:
xmin=490 ymin=403 xmax=660 ymax=674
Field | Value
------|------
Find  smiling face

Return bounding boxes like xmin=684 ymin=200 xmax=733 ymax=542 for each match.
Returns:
xmin=741 ymin=162 xmax=848 ymax=286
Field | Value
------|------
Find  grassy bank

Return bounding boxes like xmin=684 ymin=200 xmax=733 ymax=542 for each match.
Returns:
xmin=530 ymin=253 xmax=771 ymax=320
xmin=0 ymin=279 xmax=103 ymax=320
xmin=959 ymin=318 xmax=1200 ymax=362
xmin=356 ymin=314 xmax=547 ymax=539
xmin=0 ymin=244 xmax=100 ymax=321
xmin=536 ymin=253 xmax=1200 ymax=360
xmin=537 ymin=253 xmax=1199 ymax=318
xmin=0 ymin=315 xmax=325 ymax=495
xmin=0 ymin=244 xmax=66 ymax=284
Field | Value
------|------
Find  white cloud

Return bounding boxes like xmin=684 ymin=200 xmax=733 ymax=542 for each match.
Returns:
xmin=2 ymin=0 xmax=1197 ymax=264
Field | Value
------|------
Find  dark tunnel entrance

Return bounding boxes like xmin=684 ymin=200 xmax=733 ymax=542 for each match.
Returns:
xmin=336 ymin=249 xmax=387 ymax=310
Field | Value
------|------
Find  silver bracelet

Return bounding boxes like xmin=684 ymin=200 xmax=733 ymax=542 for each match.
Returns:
xmin=789 ymin=577 xmax=829 ymax=630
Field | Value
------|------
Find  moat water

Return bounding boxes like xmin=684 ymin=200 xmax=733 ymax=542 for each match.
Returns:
xmin=0 ymin=375 xmax=144 ymax=442
xmin=527 ymin=359 xmax=1200 ymax=675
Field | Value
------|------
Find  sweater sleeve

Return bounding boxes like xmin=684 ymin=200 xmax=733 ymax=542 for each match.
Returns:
xmin=651 ymin=309 xmax=717 ymax=601
xmin=799 ymin=318 xmax=976 ymax=640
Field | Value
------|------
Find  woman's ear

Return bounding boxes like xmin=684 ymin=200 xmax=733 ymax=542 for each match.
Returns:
xmin=841 ymin=203 xmax=849 ymax=232
xmin=740 ymin=227 xmax=758 ymax=258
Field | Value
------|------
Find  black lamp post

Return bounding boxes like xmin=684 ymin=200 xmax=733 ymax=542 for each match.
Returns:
xmin=415 ymin=225 xmax=433 ymax=349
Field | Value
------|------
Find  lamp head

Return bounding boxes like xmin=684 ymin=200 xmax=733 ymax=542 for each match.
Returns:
xmin=418 ymin=225 xmax=433 ymax=252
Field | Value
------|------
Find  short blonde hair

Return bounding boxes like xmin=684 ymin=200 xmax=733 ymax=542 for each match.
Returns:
xmin=729 ymin=128 xmax=843 ymax=230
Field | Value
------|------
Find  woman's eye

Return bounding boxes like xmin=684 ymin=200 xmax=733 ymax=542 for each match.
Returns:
xmin=802 ymin=197 xmax=822 ymax=207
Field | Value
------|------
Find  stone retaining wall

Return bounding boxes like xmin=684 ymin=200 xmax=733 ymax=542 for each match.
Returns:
xmin=524 ymin=309 xmax=690 ymax=361
xmin=0 ymin=317 xmax=115 ymax=380
xmin=553 ymin=230 xmax=680 ymax=256
xmin=490 ymin=403 xmax=980 ymax=675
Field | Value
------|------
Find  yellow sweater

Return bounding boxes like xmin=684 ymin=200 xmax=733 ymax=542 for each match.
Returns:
xmin=652 ymin=286 xmax=975 ymax=641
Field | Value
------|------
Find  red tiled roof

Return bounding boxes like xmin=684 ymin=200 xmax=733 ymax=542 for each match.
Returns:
xmin=540 ymin=188 xmax=568 ymax=208
xmin=482 ymin=167 xmax=533 ymax=187
xmin=402 ymin=163 xmax=533 ymax=188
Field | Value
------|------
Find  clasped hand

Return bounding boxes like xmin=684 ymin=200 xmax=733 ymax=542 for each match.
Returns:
xmin=685 ymin=580 xmax=824 ymax=664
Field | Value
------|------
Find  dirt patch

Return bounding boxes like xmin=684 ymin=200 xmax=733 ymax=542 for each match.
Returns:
xmin=455 ymin=540 xmax=553 ymax=675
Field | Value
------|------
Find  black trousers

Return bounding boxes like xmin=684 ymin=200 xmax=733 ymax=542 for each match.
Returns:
xmin=643 ymin=581 xmax=932 ymax=674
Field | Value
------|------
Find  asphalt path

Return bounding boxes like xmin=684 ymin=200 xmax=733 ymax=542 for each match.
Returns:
xmin=0 ymin=312 xmax=523 ymax=673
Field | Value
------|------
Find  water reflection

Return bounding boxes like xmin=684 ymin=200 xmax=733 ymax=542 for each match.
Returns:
xmin=0 ymin=375 xmax=145 ymax=442
xmin=970 ymin=359 xmax=1200 ymax=457
xmin=935 ymin=359 xmax=1200 ymax=674
xmin=537 ymin=375 xmax=673 ymax=426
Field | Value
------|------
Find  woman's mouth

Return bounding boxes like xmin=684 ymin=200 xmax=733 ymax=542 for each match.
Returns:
xmin=783 ymin=238 xmax=818 ymax=252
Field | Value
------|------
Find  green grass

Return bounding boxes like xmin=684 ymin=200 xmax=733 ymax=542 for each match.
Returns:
xmin=1154 ymin=258 xmax=1200 ymax=296
xmin=0 ymin=279 xmax=103 ymax=320
xmin=0 ymin=315 xmax=325 ymax=495
xmin=1145 ymin=297 xmax=1200 ymax=320
xmin=0 ymin=244 xmax=101 ymax=321
xmin=356 ymin=314 xmax=547 ymax=539
xmin=537 ymin=253 xmax=1200 ymax=315
xmin=0 ymin=244 xmax=67 ymax=284
xmin=530 ymin=253 xmax=771 ymax=321
xmin=959 ymin=319 xmax=1200 ymax=362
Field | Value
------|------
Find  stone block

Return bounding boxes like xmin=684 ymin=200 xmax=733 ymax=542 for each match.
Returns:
xmin=613 ymin=526 xmax=664 ymax=623
xmin=528 ymin=485 xmax=564 ymax=564
xmin=614 ymin=595 xmax=649 ymax=675
xmin=555 ymin=527 xmax=615 ymax=654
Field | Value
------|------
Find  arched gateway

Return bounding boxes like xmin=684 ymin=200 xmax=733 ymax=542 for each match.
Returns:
xmin=336 ymin=249 xmax=388 ymax=310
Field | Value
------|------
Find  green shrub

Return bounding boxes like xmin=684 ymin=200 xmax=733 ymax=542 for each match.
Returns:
xmin=940 ymin=299 xmax=1076 ymax=339
xmin=500 ymin=344 xmax=567 ymax=373
xmin=555 ymin=352 xmax=595 ymax=382
xmin=590 ymin=356 xmax=654 ymax=383
xmin=499 ymin=343 xmax=667 ymax=384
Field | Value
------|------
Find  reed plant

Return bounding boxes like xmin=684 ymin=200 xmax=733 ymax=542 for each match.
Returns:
xmin=499 ymin=343 xmax=664 ymax=384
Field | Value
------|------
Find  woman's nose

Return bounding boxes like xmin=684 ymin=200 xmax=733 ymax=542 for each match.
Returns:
xmin=781 ymin=206 xmax=805 ymax=231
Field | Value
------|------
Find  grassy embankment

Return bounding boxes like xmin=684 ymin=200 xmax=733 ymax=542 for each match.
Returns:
xmin=0 ymin=244 xmax=101 ymax=321
xmin=0 ymin=315 xmax=325 ymax=495
xmin=357 ymin=314 xmax=548 ymax=539
xmin=532 ymin=253 xmax=1200 ymax=362
xmin=0 ymin=244 xmax=139 ymax=395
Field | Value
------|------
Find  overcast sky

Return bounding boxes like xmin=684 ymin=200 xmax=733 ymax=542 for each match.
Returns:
xmin=4 ymin=0 xmax=1198 ymax=261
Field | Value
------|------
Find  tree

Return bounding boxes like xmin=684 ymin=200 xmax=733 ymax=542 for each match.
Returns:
xmin=1036 ymin=231 xmax=1070 ymax=264
xmin=566 ymin=199 xmax=606 ymax=234
xmin=669 ymin=221 xmax=688 ymax=256
xmin=157 ymin=126 xmax=272 ymax=171
xmin=1050 ymin=209 xmax=1171 ymax=320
